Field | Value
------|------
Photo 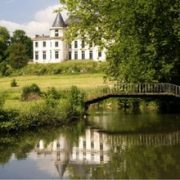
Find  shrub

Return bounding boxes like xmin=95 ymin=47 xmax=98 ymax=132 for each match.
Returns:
xmin=68 ymin=86 xmax=85 ymax=112
xmin=21 ymin=84 xmax=41 ymax=101
xmin=44 ymin=87 xmax=61 ymax=100
xmin=11 ymin=79 xmax=17 ymax=87
xmin=12 ymin=60 xmax=108 ymax=76
xmin=0 ymin=62 xmax=12 ymax=76
xmin=0 ymin=94 xmax=5 ymax=110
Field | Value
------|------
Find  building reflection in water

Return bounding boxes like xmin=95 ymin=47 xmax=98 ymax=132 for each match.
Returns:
xmin=35 ymin=129 xmax=180 ymax=178
xmin=35 ymin=129 xmax=110 ymax=177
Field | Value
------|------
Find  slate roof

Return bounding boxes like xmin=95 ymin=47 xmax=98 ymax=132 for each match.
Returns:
xmin=52 ymin=13 xmax=67 ymax=28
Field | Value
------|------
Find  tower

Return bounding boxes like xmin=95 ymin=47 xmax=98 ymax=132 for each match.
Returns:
xmin=33 ymin=13 xmax=68 ymax=63
xmin=49 ymin=13 xmax=68 ymax=62
xmin=50 ymin=13 xmax=67 ymax=38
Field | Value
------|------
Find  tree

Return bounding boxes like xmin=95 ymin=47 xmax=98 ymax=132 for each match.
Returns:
xmin=0 ymin=26 xmax=10 ymax=62
xmin=11 ymin=30 xmax=33 ymax=59
xmin=7 ymin=43 xmax=29 ymax=69
xmin=60 ymin=0 xmax=180 ymax=84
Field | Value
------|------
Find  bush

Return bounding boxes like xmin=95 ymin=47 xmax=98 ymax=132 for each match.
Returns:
xmin=0 ymin=94 xmax=5 ymax=110
xmin=11 ymin=79 xmax=17 ymax=87
xmin=21 ymin=84 xmax=41 ymax=101
xmin=68 ymin=86 xmax=85 ymax=112
xmin=0 ymin=62 xmax=12 ymax=76
xmin=12 ymin=60 xmax=107 ymax=76
xmin=44 ymin=87 xmax=61 ymax=100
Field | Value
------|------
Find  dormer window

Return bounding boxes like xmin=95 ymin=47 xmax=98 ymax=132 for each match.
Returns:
xmin=55 ymin=30 xmax=59 ymax=37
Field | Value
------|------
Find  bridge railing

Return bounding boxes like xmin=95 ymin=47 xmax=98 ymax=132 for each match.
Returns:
xmin=86 ymin=83 xmax=180 ymax=101
xmin=113 ymin=83 xmax=180 ymax=96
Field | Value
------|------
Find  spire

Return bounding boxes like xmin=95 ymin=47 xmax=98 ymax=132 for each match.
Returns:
xmin=52 ymin=13 xmax=66 ymax=28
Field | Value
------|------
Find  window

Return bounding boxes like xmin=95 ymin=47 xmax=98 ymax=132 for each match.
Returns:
xmin=89 ymin=50 xmax=93 ymax=59
xmin=57 ymin=142 xmax=60 ymax=148
xmin=35 ymin=51 xmax=39 ymax=60
xmin=74 ymin=41 xmax=78 ymax=48
xmin=69 ymin=51 xmax=72 ymax=60
xmin=82 ymin=51 xmax=85 ymax=59
xmin=74 ymin=51 xmax=78 ymax=59
xmin=98 ymin=51 xmax=102 ymax=58
xmin=76 ymin=151 xmax=79 ymax=157
xmin=69 ymin=44 xmax=72 ymax=49
xmin=35 ymin=42 xmax=38 ymax=47
xmin=100 ymin=155 xmax=104 ymax=162
xmin=82 ymin=40 xmax=85 ymax=48
xmin=43 ymin=41 xmax=46 ymax=47
xmin=91 ymin=141 xmax=94 ymax=149
xmin=55 ymin=51 xmax=59 ymax=59
xmin=43 ymin=51 xmax=46 ymax=60
xmin=55 ymin=41 xmax=59 ymax=47
xmin=100 ymin=143 xmax=103 ymax=150
xmin=83 ymin=141 xmax=86 ymax=149
xmin=50 ymin=51 xmax=52 ymax=59
xmin=55 ymin=29 xmax=59 ymax=37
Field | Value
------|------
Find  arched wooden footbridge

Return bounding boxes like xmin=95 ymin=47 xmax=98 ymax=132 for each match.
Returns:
xmin=85 ymin=83 xmax=180 ymax=110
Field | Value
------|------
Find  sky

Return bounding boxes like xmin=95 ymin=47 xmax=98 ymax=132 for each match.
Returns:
xmin=0 ymin=0 xmax=67 ymax=37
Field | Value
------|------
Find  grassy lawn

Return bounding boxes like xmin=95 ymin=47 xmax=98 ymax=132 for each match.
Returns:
xmin=0 ymin=73 xmax=108 ymax=109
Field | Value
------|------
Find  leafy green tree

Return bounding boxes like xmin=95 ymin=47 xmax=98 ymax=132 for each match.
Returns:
xmin=61 ymin=0 xmax=180 ymax=84
xmin=7 ymin=43 xmax=29 ymax=69
xmin=11 ymin=30 xmax=33 ymax=59
xmin=0 ymin=26 xmax=10 ymax=62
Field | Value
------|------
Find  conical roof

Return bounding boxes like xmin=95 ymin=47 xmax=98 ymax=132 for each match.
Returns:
xmin=52 ymin=13 xmax=67 ymax=28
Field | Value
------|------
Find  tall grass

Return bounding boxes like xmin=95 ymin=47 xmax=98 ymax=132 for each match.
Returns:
xmin=11 ymin=60 xmax=107 ymax=76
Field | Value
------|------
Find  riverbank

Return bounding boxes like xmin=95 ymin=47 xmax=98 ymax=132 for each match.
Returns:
xmin=0 ymin=85 xmax=86 ymax=132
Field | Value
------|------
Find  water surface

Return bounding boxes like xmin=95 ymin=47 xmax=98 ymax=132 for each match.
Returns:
xmin=0 ymin=111 xmax=180 ymax=179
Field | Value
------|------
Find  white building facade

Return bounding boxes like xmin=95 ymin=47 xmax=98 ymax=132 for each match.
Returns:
xmin=33 ymin=13 xmax=106 ymax=63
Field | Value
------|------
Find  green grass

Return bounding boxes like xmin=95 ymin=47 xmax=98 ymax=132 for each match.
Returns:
xmin=0 ymin=73 xmax=108 ymax=110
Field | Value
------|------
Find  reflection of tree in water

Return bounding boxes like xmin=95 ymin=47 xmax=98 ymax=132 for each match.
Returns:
xmin=1 ymin=120 xmax=180 ymax=179
xmin=35 ymin=128 xmax=180 ymax=179
xmin=0 ymin=120 xmax=85 ymax=166
xmin=104 ymin=132 xmax=180 ymax=179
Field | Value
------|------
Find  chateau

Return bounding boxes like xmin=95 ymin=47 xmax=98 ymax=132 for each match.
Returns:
xmin=33 ymin=13 xmax=106 ymax=63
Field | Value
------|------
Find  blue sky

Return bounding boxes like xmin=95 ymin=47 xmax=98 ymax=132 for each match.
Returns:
xmin=0 ymin=0 xmax=59 ymax=23
xmin=0 ymin=0 xmax=63 ymax=36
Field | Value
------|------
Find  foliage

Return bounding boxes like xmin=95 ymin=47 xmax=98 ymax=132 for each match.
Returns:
xmin=0 ymin=94 xmax=5 ymax=110
xmin=67 ymin=86 xmax=85 ymax=112
xmin=0 ymin=26 xmax=10 ymax=63
xmin=11 ymin=30 xmax=33 ymax=59
xmin=61 ymin=0 xmax=180 ymax=84
xmin=21 ymin=84 xmax=41 ymax=101
xmin=7 ymin=43 xmax=29 ymax=69
xmin=0 ymin=62 xmax=12 ymax=76
xmin=10 ymin=79 xmax=17 ymax=87
xmin=11 ymin=60 xmax=107 ymax=76
xmin=44 ymin=87 xmax=61 ymax=107
xmin=0 ymin=27 xmax=32 ymax=74
xmin=44 ymin=87 xmax=61 ymax=100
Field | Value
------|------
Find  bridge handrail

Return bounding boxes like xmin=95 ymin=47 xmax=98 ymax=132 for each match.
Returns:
xmin=86 ymin=83 xmax=180 ymax=101
xmin=112 ymin=83 xmax=180 ymax=96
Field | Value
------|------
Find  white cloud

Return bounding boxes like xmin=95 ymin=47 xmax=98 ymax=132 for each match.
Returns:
xmin=0 ymin=4 xmax=67 ymax=37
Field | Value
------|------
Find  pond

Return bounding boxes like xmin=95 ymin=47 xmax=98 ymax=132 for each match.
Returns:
xmin=0 ymin=110 xmax=180 ymax=179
